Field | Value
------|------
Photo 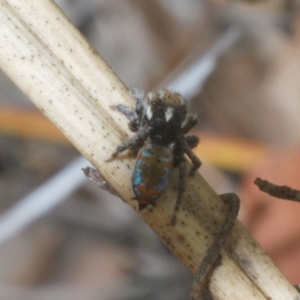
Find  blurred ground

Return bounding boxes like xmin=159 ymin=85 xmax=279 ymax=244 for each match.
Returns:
xmin=0 ymin=0 xmax=300 ymax=299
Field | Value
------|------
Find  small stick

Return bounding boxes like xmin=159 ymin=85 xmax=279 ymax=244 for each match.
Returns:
xmin=190 ymin=193 xmax=240 ymax=300
xmin=254 ymin=178 xmax=300 ymax=202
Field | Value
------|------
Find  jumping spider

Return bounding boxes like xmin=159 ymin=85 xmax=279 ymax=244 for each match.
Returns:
xmin=108 ymin=88 xmax=240 ymax=299
xmin=108 ymin=88 xmax=201 ymax=221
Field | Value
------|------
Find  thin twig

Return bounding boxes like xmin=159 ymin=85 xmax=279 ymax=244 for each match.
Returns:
xmin=190 ymin=193 xmax=240 ymax=299
xmin=255 ymin=178 xmax=300 ymax=202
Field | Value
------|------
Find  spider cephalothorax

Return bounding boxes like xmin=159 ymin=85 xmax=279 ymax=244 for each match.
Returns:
xmin=109 ymin=88 xmax=201 ymax=216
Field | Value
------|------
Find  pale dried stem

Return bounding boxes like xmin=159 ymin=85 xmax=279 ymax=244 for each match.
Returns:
xmin=0 ymin=1 xmax=297 ymax=299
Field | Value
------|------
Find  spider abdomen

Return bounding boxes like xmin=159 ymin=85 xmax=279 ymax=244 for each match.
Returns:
xmin=132 ymin=141 xmax=174 ymax=210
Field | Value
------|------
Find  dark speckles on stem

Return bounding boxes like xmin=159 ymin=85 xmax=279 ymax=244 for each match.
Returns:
xmin=176 ymin=233 xmax=186 ymax=243
xmin=164 ymin=238 xmax=171 ymax=247
xmin=177 ymin=253 xmax=183 ymax=260
xmin=239 ymin=257 xmax=252 ymax=268
xmin=170 ymin=243 xmax=176 ymax=250
xmin=91 ymin=48 xmax=97 ymax=55
xmin=252 ymin=275 xmax=258 ymax=281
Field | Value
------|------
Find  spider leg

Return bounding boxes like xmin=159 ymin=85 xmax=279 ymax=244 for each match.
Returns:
xmin=181 ymin=114 xmax=198 ymax=135
xmin=185 ymin=134 xmax=199 ymax=149
xmin=171 ymin=158 xmax=186 ymax=225
xmin=114 ymin=88 xmax=145 ymax=133
xmin=183 ymin=139 xmax=201 ymax=175
xmin=181 ymin=115 xmax=201 ymax=174
xmin=130 ymin=88 xmax=145 ymax=121
xmin=116 ymin=104 xmax=136 ymax=120
xmin=106 ymin=125 xmax=152 ymax=161
xmin=190 ymin=193 xmax=240 ymax=300
xmin=116 ymin=104 xmax=140 ymax=132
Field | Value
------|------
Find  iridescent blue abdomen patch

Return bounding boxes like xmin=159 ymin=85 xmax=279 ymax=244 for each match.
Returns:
xmin=132 ymin=141 xmax=174 ymax=210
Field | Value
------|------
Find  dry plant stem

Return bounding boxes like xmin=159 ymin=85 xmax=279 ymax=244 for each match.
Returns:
xmin=255 ymin=178 xmax=300 ymax=202
xmin=0 ymin=1 xmax=298 ymax=300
